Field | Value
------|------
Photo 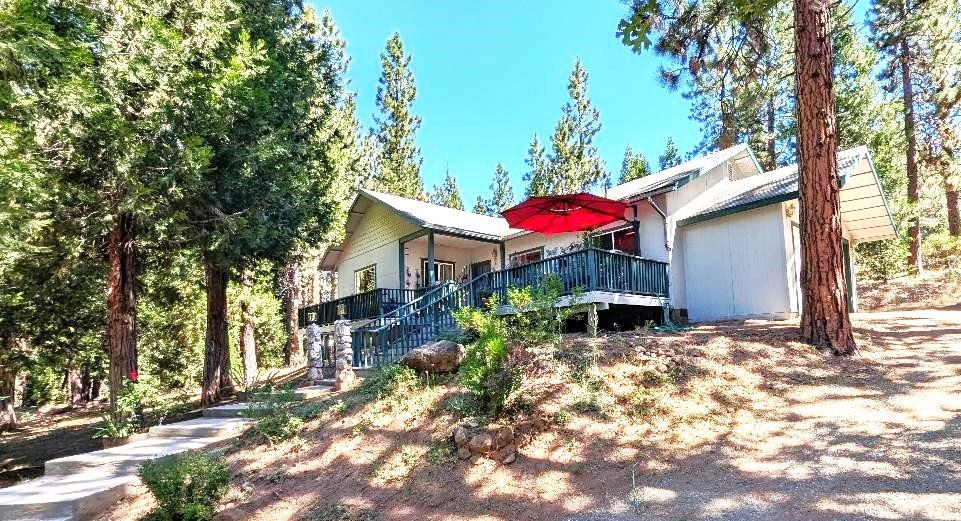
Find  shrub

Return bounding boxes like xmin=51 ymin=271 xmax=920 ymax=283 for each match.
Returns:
xmin=453 ymin=305 xmax=516 ymax=417
xmin=358 ymin=363 xmax=420 ymax=400
xmin=247 ymin=385 xmax=302 ymax=443
xmin=922 ymin=231 xmax=961 ymax=273
xmin=139 ymin=452 xmax=230 ymax=521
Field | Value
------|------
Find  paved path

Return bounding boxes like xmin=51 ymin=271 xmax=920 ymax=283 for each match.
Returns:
xmin=0 ymin=385 xmax=331 ymax=521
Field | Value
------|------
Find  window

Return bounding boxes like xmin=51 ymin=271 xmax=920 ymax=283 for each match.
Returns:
xmin=420 ymin=259 xmax=456 ymax=284
xmin=508 ymin=247 xmax=543 ymax=267
xmin=591 ymin=226 xmax=637 ymax=254
xmin=354 ymin=264 xmax=376 ymax=293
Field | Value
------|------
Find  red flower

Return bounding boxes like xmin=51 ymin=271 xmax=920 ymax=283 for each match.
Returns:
xmin=128 ymin=370 xmax=139 ymax=382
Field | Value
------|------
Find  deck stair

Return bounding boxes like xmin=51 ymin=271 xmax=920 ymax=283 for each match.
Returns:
xmin=0 ymin=384 xmax=330 ymax=520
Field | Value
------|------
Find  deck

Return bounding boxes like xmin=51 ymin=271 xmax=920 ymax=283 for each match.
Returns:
xmin=299 ymin=247 xmax=669 ymax=328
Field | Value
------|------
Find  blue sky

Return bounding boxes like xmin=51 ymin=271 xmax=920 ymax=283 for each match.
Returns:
xmin=310 ymin=0 xmax=697 ymax=205
xmin=311 ymin=1 xmax=870 ymax=207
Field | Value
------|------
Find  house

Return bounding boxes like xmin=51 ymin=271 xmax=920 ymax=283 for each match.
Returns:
xmin=301 ymin=144 xmax=896 ymax=365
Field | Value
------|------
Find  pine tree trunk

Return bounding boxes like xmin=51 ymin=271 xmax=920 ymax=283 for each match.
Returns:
xmin=794 ymin=0 xmax=856 ymax=355
xmin=238 ymin=269 xmax=258 ymax=389
xmin=106 ymin=212 xmax=139 ymax=409
xmin=946 ymin=182 xmax=960 ymax=236
xmin=900 ymin=38 xmax=923 ymax=272
xmin=766 ymin=96 xmax=777 ymax=170
xmin=67 ymin=368 xmax=84 ymax=408
xmin=202 ymin=257 xmax=233 ymax=405
xmin=0 ymin=358 xmax=17 ymax=433
xmin=282 ymin=261 xmax=302 ymax=366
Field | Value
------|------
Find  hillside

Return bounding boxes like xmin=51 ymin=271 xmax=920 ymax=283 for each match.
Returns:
xmin=93 ymin=309 xmax=961 ymax=521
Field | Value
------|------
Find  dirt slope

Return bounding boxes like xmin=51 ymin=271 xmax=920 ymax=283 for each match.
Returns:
xmin=97 ymin=310 xmax=961 ymax=521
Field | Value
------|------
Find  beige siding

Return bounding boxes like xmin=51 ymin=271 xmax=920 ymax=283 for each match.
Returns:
xmin=681 ymin=204 xmax=792 ymax=321
xmin=336 ymin=205 xmax=420 ymax=298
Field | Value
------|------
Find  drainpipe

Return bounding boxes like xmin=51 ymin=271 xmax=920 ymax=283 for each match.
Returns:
xmin=646 ymin=196 xmax=669 ymax=251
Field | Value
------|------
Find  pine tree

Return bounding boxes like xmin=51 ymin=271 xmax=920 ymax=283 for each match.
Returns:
xmin=372 ymin=32 xmax=424 ymax=199
xmin=658 ymin=137 xmax=682 ymax=170
xmin=524 ymin=133 xmax=550 ymax=196
xmin=472 ymin=195 xmax=488 ymax=215
xmin=619 ymin=0 xmax=857 ymax=353
xmin=525 ymin=60 xmax=606 ymax=195
xmin=912 ymin=5 xmax=961 ymax=236
xmin=620 ymin=144 xmax=651 ymax=183
xmin=868 ymin=0 xmax=946 ymax=272
xmin=487 ymin=163 xmax=515 ymax=213
xmin=429 ymin=169 xmax=464 ymax=210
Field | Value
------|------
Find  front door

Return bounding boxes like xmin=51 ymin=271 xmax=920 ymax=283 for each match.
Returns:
xmin=471 ymin=260 xmax=492 ymax=279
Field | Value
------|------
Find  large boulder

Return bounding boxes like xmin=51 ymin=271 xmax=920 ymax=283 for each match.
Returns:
xmin=400 ymin=339 xmax=466 ymax=373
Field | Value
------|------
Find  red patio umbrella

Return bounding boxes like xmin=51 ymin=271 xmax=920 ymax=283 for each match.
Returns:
xmin=501 ymin=193 xmax=629 ymax=234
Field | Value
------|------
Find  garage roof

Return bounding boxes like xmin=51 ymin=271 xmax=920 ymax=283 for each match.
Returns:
xmin=677 ymin=146 xmax=897 ymax=243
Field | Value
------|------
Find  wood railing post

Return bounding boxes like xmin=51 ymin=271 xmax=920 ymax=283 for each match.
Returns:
xmin=586 ymin=248 xmax=597 ymax=291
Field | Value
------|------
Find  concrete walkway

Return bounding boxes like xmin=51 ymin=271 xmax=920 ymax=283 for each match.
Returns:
xmin=0 ymin=385 xmax=332 ymax=521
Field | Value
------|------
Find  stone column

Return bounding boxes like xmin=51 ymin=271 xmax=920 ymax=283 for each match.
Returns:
xmin=333 ymin=319 xmax=355 ymax=391
xmin=306 ymin=323 xmax=324 ymax=383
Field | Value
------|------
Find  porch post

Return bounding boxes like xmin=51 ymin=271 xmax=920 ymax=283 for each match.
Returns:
xmin=632 ymin=205 xmax=641 ymax=255
xmin=427 ymin=230 xmax=436 ymax=286
xmin=398 ymin=240 xmax=406 ymax=289
xmin=499 ymin=242 xmax=506 ymax=270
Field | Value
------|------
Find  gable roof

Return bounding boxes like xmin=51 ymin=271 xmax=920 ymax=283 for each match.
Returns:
xmin=606 ymin=144 xmax=759 ymax=201
xmin=320 ymin=189 xmax=522 ymax=269
xmin=677 ymin=146 xmax=897 ymax=243
xmin=358 ymin=189 xmax=522 ymax=240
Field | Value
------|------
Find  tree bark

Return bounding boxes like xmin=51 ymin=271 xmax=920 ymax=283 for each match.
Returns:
xmin=900 ymin=38 xmax=923 ymax=272
xmin=282 ymin=260 xmax=302 ymax=366
xmin=238 ymin=269 xmax=258 ymax=389
xmin=67 ymin=368 xmax=84 ymax=408
xmin=765 ymin=95 xmax=777 ymax=171
xmin=946 ymin=181 xmax=960 ymax=236
xmin=106 ymin=212 xmax=139 ymax=410
xmin=0 ymin=362 xmax=17 ymax=433
xmin=794 ymin=0 xmax=856 ymax=355
xmin=202 ymin=257 xmax=233 ymax=405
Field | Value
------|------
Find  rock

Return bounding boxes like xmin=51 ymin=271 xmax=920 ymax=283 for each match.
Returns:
xmin=400 ymin=340 xmax=466 ymax=373
xmin=502 ymin=452 xmax=516 ymax=464
xmin=457 ymin=446 xmax=471 ymax=460
xmin=470 ymin=455 xmax=483 ymax=465
xmin=493 ymin=425 xmax=514 ymax=449
xmin=454 ymin=425 xmax=469 ymax=446
xmin=494 ymin=443 xmax=516 ymax=462
xmin=468 ymin=433 xmax=493 ymax=454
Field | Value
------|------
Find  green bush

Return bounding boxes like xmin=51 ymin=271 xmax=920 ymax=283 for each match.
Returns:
xmin=359 ymin=364 xmax=420 ymax=400
xmin=922 ymin=231 xmax=961 ymax=272
xmin=139 ymin=452 xmax=230 ymax=521
xmin=246 ymin=385 xmax=303 ymax=443
xmin=453 ymin=305 xmax=516 ymax=417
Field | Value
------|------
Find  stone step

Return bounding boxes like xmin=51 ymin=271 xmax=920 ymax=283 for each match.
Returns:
xmin=0 ymin=469 xmax=139 ymax=521
xmin=44 ymin=434 xmax=238 ymax=476
xmin=146 ymin=416 xmax=252 ymax=439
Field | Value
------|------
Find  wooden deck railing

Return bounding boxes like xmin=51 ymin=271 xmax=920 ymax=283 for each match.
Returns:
xmin=489 ymin=247 xmax=669 ymax=300
xmin=300 ymin=248 xmax=669 ymax=329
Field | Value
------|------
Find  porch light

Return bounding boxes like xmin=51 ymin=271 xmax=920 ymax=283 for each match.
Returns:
xmin=336 ymin=302 xmax=347 ymax=318
xmin=307 ymin=311 xmax=317 ymax=323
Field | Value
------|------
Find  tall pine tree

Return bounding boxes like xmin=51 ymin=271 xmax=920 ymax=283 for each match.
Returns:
xmin=620 ymin=144 xmax=651 ymax=183
xmin=371 ymin=32 xmax=424 ymax=199
xmin=525 ymin=59 xmax=606 ymax=195
xmin=429 ymin=168 xmax=465 ymax=210
xmin=658 ymin=137 xmax=682 ymax=169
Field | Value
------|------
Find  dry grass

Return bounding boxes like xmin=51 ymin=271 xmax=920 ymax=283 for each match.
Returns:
xmin=859 ymin=269 xmax=961 ymax=311
xmin=96 ymin=310 xmax=961 ymax=521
